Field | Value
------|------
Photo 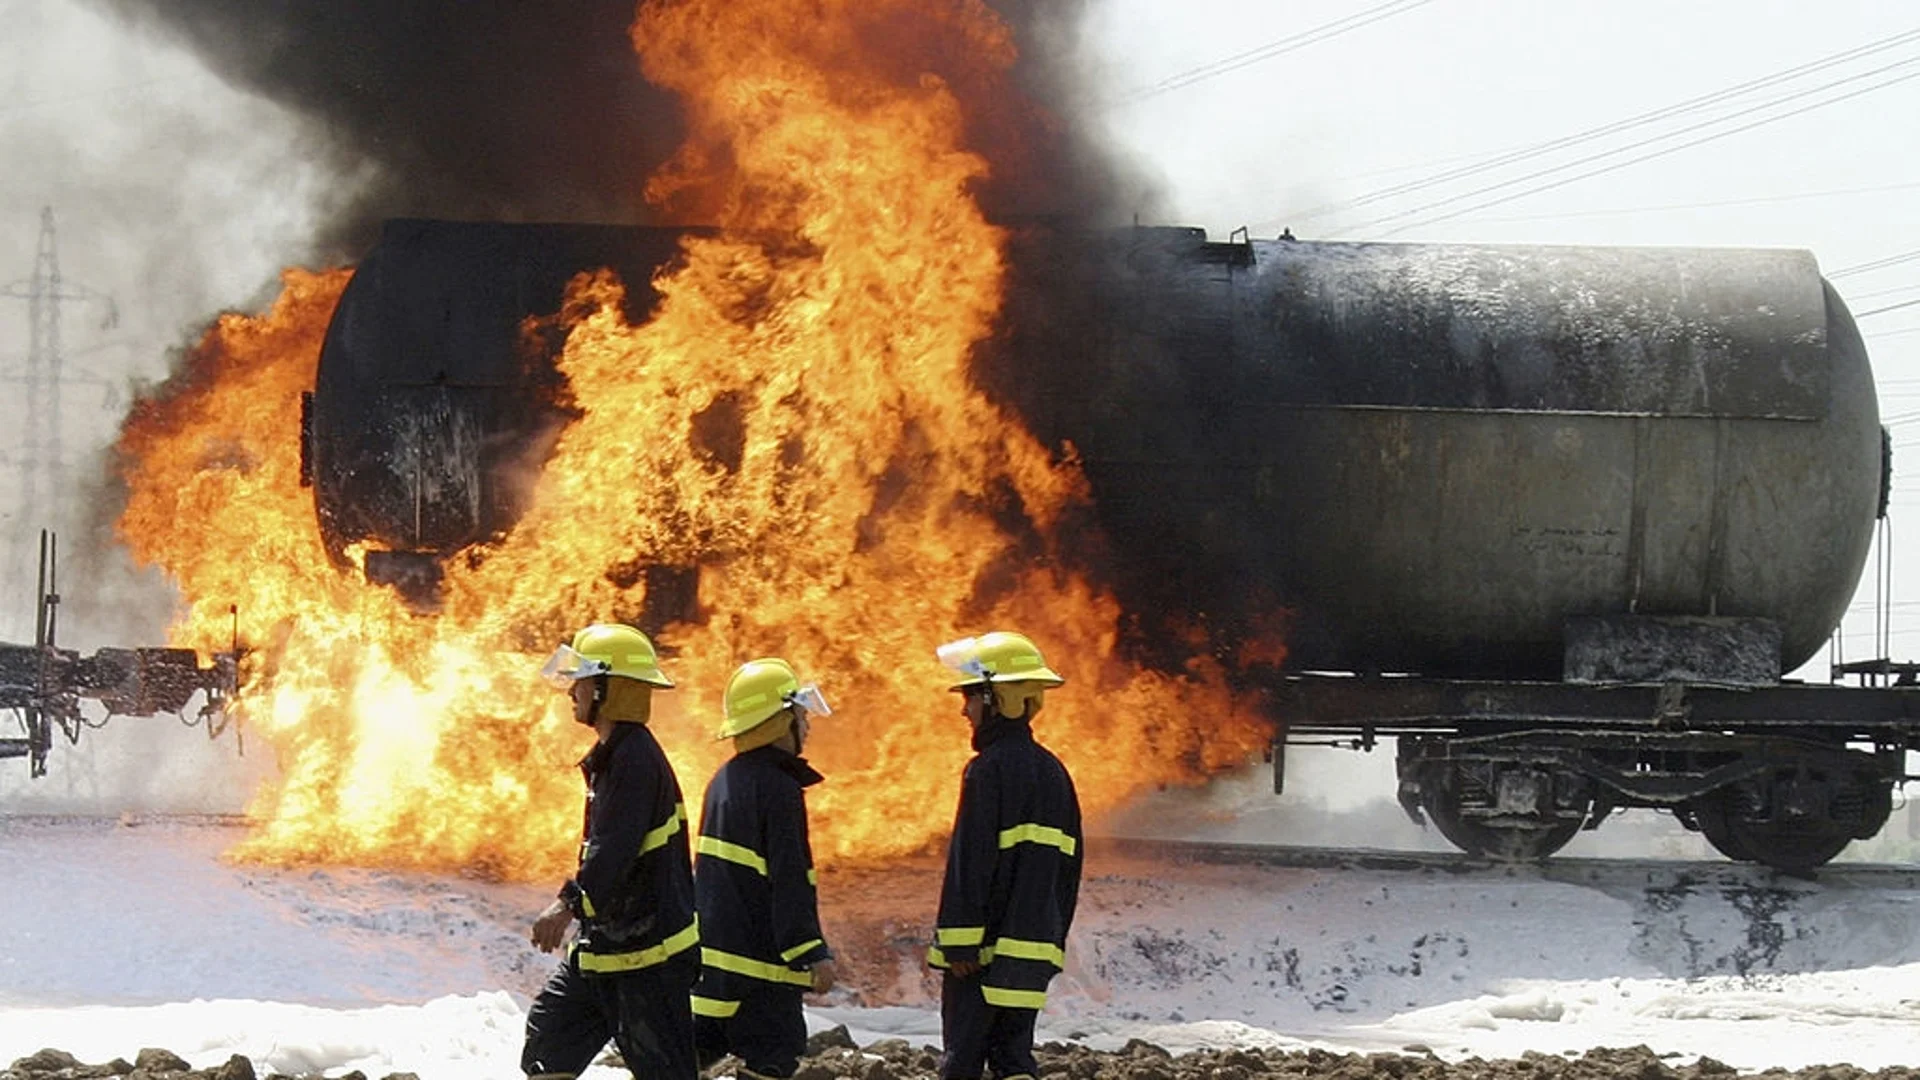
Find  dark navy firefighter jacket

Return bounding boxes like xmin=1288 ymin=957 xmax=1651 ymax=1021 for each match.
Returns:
xmin=928 ymin=715 xmax=1083 ymax=1010
xmin=558 ymin=722 xmax=700 ymax=976
xmin=691 ymin=745 xmax=833 ymax=1017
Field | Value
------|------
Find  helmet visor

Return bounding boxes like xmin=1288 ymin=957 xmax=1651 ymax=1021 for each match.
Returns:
xmin=936 ymin=637 xmax=989 ymax=681
xmin=786 ymin=684 xmax=831 ymax=717
xmin=539 ymin=644 xmax=610 ymax=691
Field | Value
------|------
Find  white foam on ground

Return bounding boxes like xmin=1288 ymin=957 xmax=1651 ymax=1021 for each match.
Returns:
xmin=4 ymin=817 xmax=1919 ymax=1077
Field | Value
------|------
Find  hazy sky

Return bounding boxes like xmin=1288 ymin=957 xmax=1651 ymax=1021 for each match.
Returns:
xmin=0 ymin=0 xmax=343 ymax=644
xmin=3 ymin=0 xmax=1918 ymax=666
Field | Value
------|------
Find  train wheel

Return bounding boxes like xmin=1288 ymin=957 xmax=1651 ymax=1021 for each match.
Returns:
xmin=1422 ymin=780 xmax=1585 ymax=861
xmin=1691 ymin=793 xmax=1756 ymax=863
xmin=1713 ymin=771 xmax=1891 ymax=875
xmin=1723 ymin=816 xmax=1852 ymax=875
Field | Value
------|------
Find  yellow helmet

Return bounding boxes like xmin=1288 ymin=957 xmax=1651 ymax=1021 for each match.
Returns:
xmin=936 ymin=631 xmax=1065 ymax=690
xmin=540 ymin=623 xmax=675 ymax=689
xmin=718 ymin=657 xmax=831 ymax=740
xmin=720 ymin=658 xmax=799 ymax=739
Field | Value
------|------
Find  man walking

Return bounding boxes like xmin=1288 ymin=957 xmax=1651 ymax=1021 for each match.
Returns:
xmin=928 ymin=631 xmax=1083 ymax=1080
xmin=692 ymin=657 xmax=838 ymax=1079
xmin=522 ymin=622 xmax=700 ymax=1080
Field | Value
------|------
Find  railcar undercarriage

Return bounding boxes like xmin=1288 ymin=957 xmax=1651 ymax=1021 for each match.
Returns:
xmin=2 ymin=532 xmax=237 ymax=778
xmin=1274 ymin=673 xmax=1919 ymax=873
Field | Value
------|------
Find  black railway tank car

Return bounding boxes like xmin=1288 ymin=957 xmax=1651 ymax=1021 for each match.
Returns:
xmin=310 ymin=220 xmax=1920 ymax=872
xmin=991 ymin=230 xmax=1881 ymax=679
xmin=989 ymin=227 xmax=1910 ymax=873
xmin=304 ymin=219 xmax=707 ymax=594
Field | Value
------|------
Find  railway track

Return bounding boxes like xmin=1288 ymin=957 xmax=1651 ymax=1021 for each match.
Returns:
xmin=1096 ymin=834 xmax=1920 ymax=891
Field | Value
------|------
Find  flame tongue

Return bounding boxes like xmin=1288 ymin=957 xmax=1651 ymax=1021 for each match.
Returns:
xmin=113 ymin=0 xmax=1276 ymax=877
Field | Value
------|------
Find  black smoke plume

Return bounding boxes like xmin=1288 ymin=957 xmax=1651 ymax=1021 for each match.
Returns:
xmin=80 ymin=0 xmax=1154 ymax=251
xmin=81 ymin=0 xmax=683 ymax=256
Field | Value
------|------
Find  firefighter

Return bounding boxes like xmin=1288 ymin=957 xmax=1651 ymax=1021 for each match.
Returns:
xmin=928 ymin=631 xmax=1083 ymax=1080
xmin=522 ymin=622 xmax=700 ymax=1080
xmin=692 ymin=657 xmax=838 ymax=1079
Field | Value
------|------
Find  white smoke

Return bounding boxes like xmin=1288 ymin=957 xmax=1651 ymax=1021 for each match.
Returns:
xmin=0 ymin=0 xmax=358 ymax=808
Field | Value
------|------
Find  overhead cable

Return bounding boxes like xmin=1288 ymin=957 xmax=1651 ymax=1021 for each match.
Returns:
xmin=1457 ymin=180 xmax=1920 ymax=224
xmin=1847 ymin=279 xmax=1920 ymax=301
xmin=1855 ymin=297 xmax=1920 ymax=319
xmin=1265 ymin=26 xmax=1920 ymax=230
xmin=1363 ymin=60 xmax=1920 ymax=237
xmin=1111 ymin=0 xmax=1442 ymax=106
xmin=1831 ymin=247 xmax=1920 ymax=279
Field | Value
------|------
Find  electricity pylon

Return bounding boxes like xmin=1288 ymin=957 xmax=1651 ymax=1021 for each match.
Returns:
xmin=0 ymin=207 xmax=116 ymax=633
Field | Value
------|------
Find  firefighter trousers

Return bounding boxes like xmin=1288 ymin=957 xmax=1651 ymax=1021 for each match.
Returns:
xmin=938 ymin=972 xmax=1039 ymax=1080
xmin=522 ymin=954 xmax=698 ymax=1080
xmin=694 ymin=983 xmax=809 ymax=1078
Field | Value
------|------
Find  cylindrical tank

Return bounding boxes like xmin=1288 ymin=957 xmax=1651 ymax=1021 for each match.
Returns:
xmin=313 ymin=222 xmax=1882 ymax=679
xmin=991 ymin=228 xmax=1883 ymax=678
xmin=307 ymin=219 xmax=704 ymax=564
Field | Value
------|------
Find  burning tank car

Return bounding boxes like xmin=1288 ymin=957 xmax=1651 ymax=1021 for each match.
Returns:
xmin=307 ymin=219 xmax=1918 ymax=873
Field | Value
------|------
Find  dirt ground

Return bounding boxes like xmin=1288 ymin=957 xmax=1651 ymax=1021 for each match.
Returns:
xmin=6 ymin=1035 xmax=1913 ymax=1080
xmin=789 ymin=1033 xmax=1916 ymax=1080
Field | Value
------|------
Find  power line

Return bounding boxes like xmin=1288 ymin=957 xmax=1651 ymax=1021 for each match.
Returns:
xmin=1832 ymin=248 xmax=1920 ymax=279
xmin=1849 ymin=279 xmax=1920 ymax=301
xmin=1363 ymin=59 xmax=1920 ymax=237
xmin=1456 ymin=179 xmax=1920 ymax=224
xmin=1857 ymin=297 xmax=1920 ymax=319
xmin=1262 ymin=26 xmax=1920 ymax=231
xmin=1111 ymin=0 xmax=1443 ymax=106
xmin=1357 ymin=51 xmax=1920 ymax=235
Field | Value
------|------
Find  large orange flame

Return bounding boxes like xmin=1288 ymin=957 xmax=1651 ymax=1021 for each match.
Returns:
xmin=113 ymin=0 xmax=1277 ymax=879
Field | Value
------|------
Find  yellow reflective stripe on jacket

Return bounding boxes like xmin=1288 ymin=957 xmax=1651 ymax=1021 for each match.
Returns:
xmin=691 ymin=995 xmax=741 ymax=1018
xmin=989 ymin=937 xmax=1065 ymax=966
xmin=928 ymin=935 xmax=1063 ymax=969
xmin=980 ymin=985 xmax=1049 ymax=1009
xmin=780 ymin=938 xmax=824 ymax=963
xmin=936 ymin=926 xmax=986 ymax=947
xmin=580 ymin=803 xmax=686 ymax=917
xmin=701 ymin=946 xmax=814 ymax=987
xmin=638 ymin=802 xmax=688 ymax=857
xmin=808 ymin=868 xmax=817 ymax=886
xmin=575 ymin=917 xmax=700 ymax=973
xmin=696 ymin=834 xmax=768 ymax=875
xmin=997 ymin=823 xmax=1077 ymax=856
